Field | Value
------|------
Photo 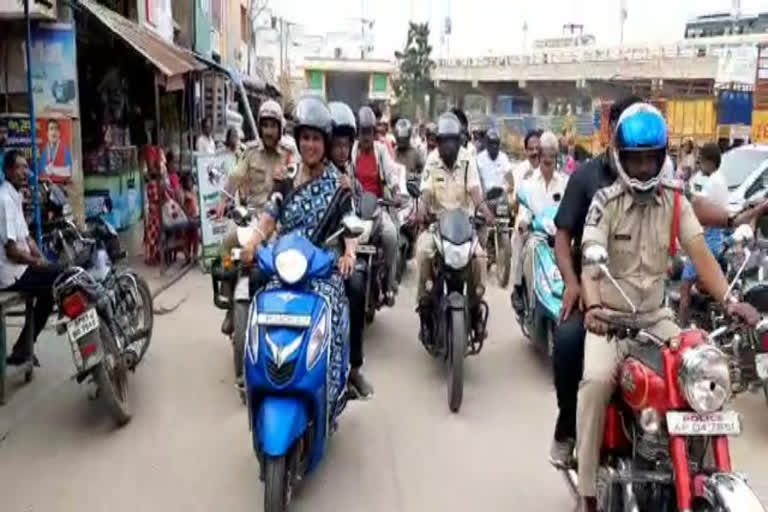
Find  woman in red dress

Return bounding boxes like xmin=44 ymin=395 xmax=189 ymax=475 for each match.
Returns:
xmin=143 ymin=147 xmax=163 ymax=265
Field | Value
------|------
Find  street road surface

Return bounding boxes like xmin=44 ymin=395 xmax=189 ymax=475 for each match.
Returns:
xmin=2 ymin=269 xmax=768 ymax=511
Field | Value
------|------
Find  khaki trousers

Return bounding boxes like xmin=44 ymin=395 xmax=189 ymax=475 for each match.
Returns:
xmin=575 ymin=311 xmax=680 ymax=496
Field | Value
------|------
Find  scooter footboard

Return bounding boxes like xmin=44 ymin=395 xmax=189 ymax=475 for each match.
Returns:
xmin=255 ymin=396 xmax=309 ymax=457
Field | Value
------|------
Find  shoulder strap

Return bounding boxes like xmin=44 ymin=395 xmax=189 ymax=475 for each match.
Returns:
xmin=464 ymin=160 xmax=469 ymax=201
xmin=669 ymin=189 xmax=682 ymax=257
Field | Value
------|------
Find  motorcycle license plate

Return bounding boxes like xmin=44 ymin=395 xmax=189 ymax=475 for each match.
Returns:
xmin=666 ymin=411 xmax=742 ymax=436
xmin=755 ymin=353 xmax=768 ymax=380
xmin=66 ymin=308 xmax=99 ymax=342
xmin=357 ymin=245 xmax=377 ymax=255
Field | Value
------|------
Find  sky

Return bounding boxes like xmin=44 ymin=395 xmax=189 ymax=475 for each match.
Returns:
xmin=269 ymin=0 xmax=768 ymax=59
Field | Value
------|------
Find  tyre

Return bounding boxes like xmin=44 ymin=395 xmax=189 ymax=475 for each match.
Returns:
xmin=495 ymin=234 xmax=512 ymax=288
xmin=264 ymin=455 xmax=289 ymax=512
xmin=93 ymin=322 xmax=132 ymax=426
xmin=447 ymin=308 xmax=467 ymax=413
xmin=232 ymin=302 xmax=249 ymax=381
xmin=133 ymin=275 xmax=154 ymax=363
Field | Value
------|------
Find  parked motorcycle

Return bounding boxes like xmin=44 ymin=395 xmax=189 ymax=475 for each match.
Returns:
xmin=243 ymin=191 xmax=363 ymax=512
xmin=558 ymin=244 xmax=766 ymax=511
xmin=416 ymin=187 xmax=501 ymax=413
xmin=51 ymin=224 xmax=153 ymax=426
xmin=514 ymin=188 xmax=563 ymax=357
xmin=485 ymin=188 xmax=513 ymax=287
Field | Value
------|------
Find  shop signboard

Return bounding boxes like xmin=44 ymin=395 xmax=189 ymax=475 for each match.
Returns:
xmin=0 ymin=0 xmax=57 ymax=20
xmin=0 ymin=114 xmax=33 ymax=162
xmin=30 ymin=22 xmax=79 ymax=118
xmin=196 ymin=150 xmax=237 ymax=268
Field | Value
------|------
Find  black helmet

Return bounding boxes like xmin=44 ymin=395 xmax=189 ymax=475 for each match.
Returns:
xmin=329 ymin=101 xmax=357 ymax=139
xmin=293 ymin=96 xmax=332 ymax=142
xmin=436 ymin=112 xmax=462 ymax=140
xmin=486 ymin=128 xmax=501 ymax=143
xmin=358 ymin=106 xmax=377 ymax=130
xmin=394 ymin=118 xmax=412 ymax=140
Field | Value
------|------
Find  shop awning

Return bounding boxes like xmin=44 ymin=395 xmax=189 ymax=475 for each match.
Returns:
xmin=78 ymin=0 xmax=205 ymax=78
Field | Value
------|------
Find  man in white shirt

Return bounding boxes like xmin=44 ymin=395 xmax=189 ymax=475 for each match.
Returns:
xmin=196 ymin=117 xmax=216 ymax=154
xmin=512 ymin=131 xmax=569 ymax=313
xmin=678 ymin=142 xmax=729 ymax=324
xmin=1 ymin=150 xmax=62 ymax=366
xmin=476 ymin=129 xmax=513 ymax=193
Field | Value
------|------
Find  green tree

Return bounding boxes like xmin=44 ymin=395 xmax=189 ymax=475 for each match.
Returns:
xmin=393 ymin=22 xmax=435 ymax=119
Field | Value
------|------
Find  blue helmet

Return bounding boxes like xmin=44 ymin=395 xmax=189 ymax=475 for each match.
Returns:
xmin=612 ymin=103 xmax=668 ymax=194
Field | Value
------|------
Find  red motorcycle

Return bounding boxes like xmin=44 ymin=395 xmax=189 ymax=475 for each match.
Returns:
xmin=560 ymin=245 xmax=767 ymax=511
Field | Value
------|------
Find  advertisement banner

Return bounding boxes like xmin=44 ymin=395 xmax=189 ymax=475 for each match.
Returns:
xmin=753 ymin=111 xmax=768 ymax=144
xmin=31 ymin=22 xmax=79 ymax=118
xmin=196 ymin=150 xmax=237 ymax=268
xmin=0 ymin=114 xmax=33 ymax=162
xmin=37 ymin=117 xmax=73 ymax=182
xmin=716 ymin=46 xmax=758 ymax=85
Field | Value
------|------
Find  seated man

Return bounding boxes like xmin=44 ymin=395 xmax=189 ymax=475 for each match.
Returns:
xmin=576 ymin=104 xmax=758 ymax=512
xmin=416 ymin=112 xmax=494 ymax=340
xmin=2 ymin=150 xmax=62 ymax=366
xmin=511 ymin=131 xmax=569 ymax=314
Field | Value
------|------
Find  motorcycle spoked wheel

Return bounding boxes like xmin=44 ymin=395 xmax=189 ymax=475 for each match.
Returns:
xmin=127 ymin=274 xmax=154 ymax=363
xmin=264 ymin=455 xmax=290 ymax=512
xmin=447 ymin=308 xmax=467 ymax=413
xmin=93 ymin=321 xmax=132 ymax=426
xmin=495 ymin=234 xmax=512 ymax=288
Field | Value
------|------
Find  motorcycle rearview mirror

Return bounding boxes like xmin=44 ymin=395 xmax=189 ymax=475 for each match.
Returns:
xmin=406 ymin=181 xmax=421 ymax=199
xmin=485 ymin=187 xmax=504 ymax=202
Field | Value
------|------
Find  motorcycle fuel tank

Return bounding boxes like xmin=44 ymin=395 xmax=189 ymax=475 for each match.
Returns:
xmin=619 ymin=357 xmax=667 ymax=412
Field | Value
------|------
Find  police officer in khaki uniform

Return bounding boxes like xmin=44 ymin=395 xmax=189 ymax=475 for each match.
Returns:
xmin=575 ymin=104 xmax=759 ymax=512
xmin=416 ymin=112 xmax=494 ymax=340
xmin=225 ymin=99 xmax=289 ymax=211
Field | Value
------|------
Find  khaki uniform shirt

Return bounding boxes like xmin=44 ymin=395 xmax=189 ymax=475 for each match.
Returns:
xmin=582 ymin=180 xmax=703 ymax=313
xmin=229 ymin=145 xmax=287 ymax=210
xmin=420 ymin=146 xmax=481 ymax=216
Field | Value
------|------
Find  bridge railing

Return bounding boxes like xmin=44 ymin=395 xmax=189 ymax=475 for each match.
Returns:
xmin=435 ymin=37 xmax=768 ymax=69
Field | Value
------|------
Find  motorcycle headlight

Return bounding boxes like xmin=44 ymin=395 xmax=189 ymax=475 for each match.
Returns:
xmin=678 ymin=344 xmax=731 ymax=413
xmin=306 ymin=310 xmax=329 ymax=369
xmin=443 ymin=241 xmax=472 ymax=269
xmin=275 ymin=248 xmax=308 ymax=285
xmin=496 ymin=203 xmax=509 ymax=216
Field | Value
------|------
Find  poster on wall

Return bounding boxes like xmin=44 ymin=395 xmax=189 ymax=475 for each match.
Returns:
xmin=31 ymin=22 xmax=79 ymax=118
xmin=37 ymin=117 xmax=73 ymax=182
xmin=196 ymin=150 xmax=237 ymax=268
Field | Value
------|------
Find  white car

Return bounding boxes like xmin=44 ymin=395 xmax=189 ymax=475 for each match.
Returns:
xmin=723 ymin=144 xmax=768 ymax=215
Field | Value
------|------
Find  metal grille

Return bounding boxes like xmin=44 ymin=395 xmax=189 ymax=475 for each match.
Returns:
xmin=267 ymin=359 xmax=297 ymax=385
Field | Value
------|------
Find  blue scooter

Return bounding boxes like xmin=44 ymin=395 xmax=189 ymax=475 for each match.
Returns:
xmin=514 ymin=190 xmax=564 ymax=357
xmin=243 ymin=217 xmax=362 ymax=512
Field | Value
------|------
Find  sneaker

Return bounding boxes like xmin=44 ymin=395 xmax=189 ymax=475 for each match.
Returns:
xmin=549 ymin=437 xmax=575 ymax=468
xmin=6 ymin=352 xmax=39 ymax=367
xmin=221 ymin=310 xmax=233 ymax=335
xmin=511 ymin=287 xmax=525 ymax=315
xmin=348 ymin=368 xmax=374 ymax=399
xmin=384 ymin=291 xmax=396 ymax=307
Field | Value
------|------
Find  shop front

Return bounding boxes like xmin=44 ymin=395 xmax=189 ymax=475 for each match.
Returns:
xmin=74 ymin=0 xmax=205 ymax=254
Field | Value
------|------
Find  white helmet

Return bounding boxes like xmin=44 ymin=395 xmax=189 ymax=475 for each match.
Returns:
xmin=258 ymin=99 xmax=284 ymax=138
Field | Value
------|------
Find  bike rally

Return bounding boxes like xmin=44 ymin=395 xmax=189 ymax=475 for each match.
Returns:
xmin=6 ymin=1 xmax=768 ymax=511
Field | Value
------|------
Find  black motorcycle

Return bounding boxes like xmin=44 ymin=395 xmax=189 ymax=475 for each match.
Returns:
xmin=395 ymin=178 xmax=421 ymax=283
xmin=417 ymin=188 xmax=501 ymax=413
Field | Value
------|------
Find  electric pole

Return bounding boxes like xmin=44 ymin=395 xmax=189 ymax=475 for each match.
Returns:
xmin=619 ymin=0 xmax=627 ymax=46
